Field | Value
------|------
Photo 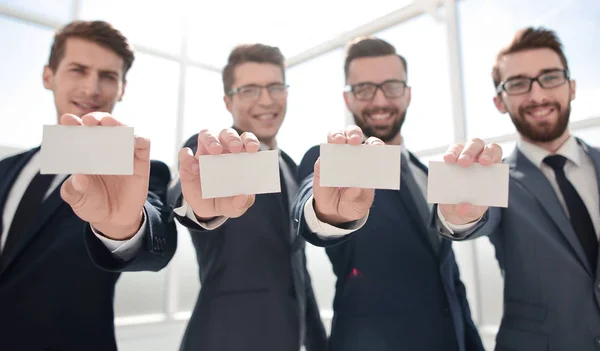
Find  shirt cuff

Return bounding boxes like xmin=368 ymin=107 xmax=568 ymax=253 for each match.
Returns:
xmin=303 ymin=195 xmax=368 ymax=239
xmin=173 ymin=197 xmax=228 ymax=230
xmin=436 ymin=205 xmax=480 ymax=235
xmin=92 ymin=209 xmax=147 ymax=261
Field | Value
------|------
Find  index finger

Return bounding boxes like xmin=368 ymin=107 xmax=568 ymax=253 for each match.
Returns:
xmin=81 ymin=112 xmax=112 ymax=126
xmin=218 ymin=128 xmax=243 ymax=154
xmin=59 ymin=114 xmax=83 ymax=126
xmin=98 ymin=114 xmax=126 ymax=127
xmin=478 ymin=143 xmax=503 ymax=166
xmin=197 ymin=129 xmax=222 ymax=156
xmin=327 ymin=130 xmax=346 ymax=144
xmin=443 ymin=143 xmax=464 ymax=164
xmin=458 ymin=138 xmax=485 ymax=167
xmin=240 ymin=132 xmax=260 ymax=153
xmin=344 ymin=125 xmax=363 ymax=145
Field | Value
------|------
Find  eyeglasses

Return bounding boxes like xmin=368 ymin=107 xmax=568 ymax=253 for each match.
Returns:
xmin=227 ymin=83 xmax=288 ymax=100
xmin=344 ymin=80 xmax=407 ymax=101
xmin=496 ymin=69 xmax=569 ymax=96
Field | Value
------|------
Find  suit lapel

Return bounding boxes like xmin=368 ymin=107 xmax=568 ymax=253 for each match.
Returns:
xmin=277 ymin=151 xmax=298 ymax=246
xmin=397 ymin=174 xmax=438 ymax=259
xmin=402 ymin=152 xmax=443 ymax=258
xmin=0 ymin=149 xmax=68 ymax=274
xmin=578 ymin=140 xmax=600 ymax=276
xmin=0 ymin=148 xmax=39 ymax=223
xmin=508 ymin=149 xmax=593 ymax=275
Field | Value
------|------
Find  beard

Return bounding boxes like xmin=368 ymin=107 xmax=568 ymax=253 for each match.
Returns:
xmin=510 ymin=101 xmax=570 ymax=143
xmin=353 ymin=106 xmax=406 ymax=143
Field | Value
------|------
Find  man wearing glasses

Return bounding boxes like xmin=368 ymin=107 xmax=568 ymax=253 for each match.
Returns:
xmin=290 ymin=36 xmax=484 ymax=351
xmin=434 ymin=27 xmax=600 ymax=350
xmin=95 ymin=43 xmax=326 ymax=351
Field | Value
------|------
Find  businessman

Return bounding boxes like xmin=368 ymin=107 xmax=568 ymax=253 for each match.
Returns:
xmin=0 ymin=20 xmax=175 ymax=351
xmin=291 ymin=36 xmax=484 ymax=351
xmin=434 ymin=27 xmax=600 ymax=350
xmin=87 ymin=43 xmax=328 ymax=351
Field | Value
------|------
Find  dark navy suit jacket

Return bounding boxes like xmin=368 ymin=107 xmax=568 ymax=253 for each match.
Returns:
xmin=0 ymin=147 xmax=174 ymax=351
xmin=292 ymin=145 xmax=485 ymax=351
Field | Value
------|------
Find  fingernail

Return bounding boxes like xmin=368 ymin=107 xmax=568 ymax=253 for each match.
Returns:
xmin=230 ymin=140 xmax=242 ymax=148
xmin=480 ymin=154 xmax=491 ymax=162
xmin=209 ymin=142 xmax=219 ymax=149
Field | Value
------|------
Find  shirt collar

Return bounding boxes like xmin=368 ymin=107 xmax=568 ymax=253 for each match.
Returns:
xmin=517 ymin=135 xmax=581 ymax=168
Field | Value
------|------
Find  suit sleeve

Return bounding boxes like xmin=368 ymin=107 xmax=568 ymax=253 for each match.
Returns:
xmin=429 ymin=204 xmax=502 ymax=241
xmin=83 ymin=159 xmax=178 ymax=272
xmin=293 ymin=145 xmax=357 ymax=247
xmin=302 ymin=249 xmax=328 ymax=351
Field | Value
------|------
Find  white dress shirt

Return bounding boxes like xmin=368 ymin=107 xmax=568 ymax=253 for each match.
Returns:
xmin=303 ymin=144 xmax=474 ymax=238
xmin=517 ymin=136 xmax=600 ymax=237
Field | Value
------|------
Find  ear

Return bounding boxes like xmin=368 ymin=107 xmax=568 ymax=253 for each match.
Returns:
xmin=118 ymin=80 xmax=127 ymax=102
xmin=42 ymin=65 xmax=54 ymax=90
xmin=493 ymin=95 xmax=507 ymax=114
xmin=224 ymin=95 xmax=233 ymax=113
xmin=405 ymin=86 xmax=412 ymax=106
xmin=343 ymin=91 xmax=351 ymax=110
xmin=569 ymin=79 xmax=576 ymax=101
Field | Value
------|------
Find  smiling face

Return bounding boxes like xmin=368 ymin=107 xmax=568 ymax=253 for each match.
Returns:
xmin=494 ymin=49 xmax=575 ymax=145
xmin=43 ymin=37 xmax=126 ymax=120
xmin=344 ymin=54 xmax=411 ymax=145
xmin=224 ymin=62 xmax=287 ymax=145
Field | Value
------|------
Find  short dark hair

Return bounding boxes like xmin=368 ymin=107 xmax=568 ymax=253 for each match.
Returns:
xmin=48 ymin=20 xmax=135 ymax=81
xmin=344 ymin=36 xmax=408 ymax=81
xmin=492 ymin=27 xmax=569 ymax=89
xmin=222 ymin=44 xmax=286 ymax=94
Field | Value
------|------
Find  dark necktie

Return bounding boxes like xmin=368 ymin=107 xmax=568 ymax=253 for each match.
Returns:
xmin=401 ymin=154 xmax=440 ymax=253
xmin=543 ymin=155 xmax=598 ymax=271
xmin=2 ymin=172 xmax=55 ymax=259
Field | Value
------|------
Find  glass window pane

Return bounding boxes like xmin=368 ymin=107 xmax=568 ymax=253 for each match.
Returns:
xmin=182 ymin=66 xmax=231 ymax=144
xmin=78 ymin=0 xmax=184 ymax=55
xmin=186 ymin=0 xmax=412 ymax=67
xmin=375 ymin=10 xmax=455 ymax=151
xmin=278 ymin=48 xmax=347 ymax=164
xmin=458 ymin=0 xmax=600 ymax=140
xmin=175 ymin=223 xmax=201 ymax=312
xmin=306 ymin=244 xmax=335 ymax=320
xmin=475 ymin=237 xmax=504 ymax=327
xmin=112 ymin=53 xmax=180 ymax=165
xmin=0 ymin=0 xmax=73 ymax=24
xmin=0 ymin=15 xmax=56 ymax=150
xmin=573 ymin=124 xmax=600 ymax=147
xmin=114 ymin=270 xmax=167 ymax=317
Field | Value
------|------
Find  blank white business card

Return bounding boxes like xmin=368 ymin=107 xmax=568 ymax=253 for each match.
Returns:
xmin=319 ymin=143 xmax=401 ymax=189
xmin=40 ymin=125 xmax=134 ymax=175
xmin=199 ymin=150 xmax=281 ymax=199
xmin=427 ymin=161 xmax=509 ymax=207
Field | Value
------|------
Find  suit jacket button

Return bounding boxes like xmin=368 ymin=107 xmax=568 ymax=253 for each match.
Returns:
xmin=595 ymin=337 xmax=600 ymax=348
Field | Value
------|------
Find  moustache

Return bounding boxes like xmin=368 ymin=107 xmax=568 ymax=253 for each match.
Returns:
xmin=520 ymin=102 xmax=560 ymax=114
xmin=363 ymin=106 xmax=398 ymax=115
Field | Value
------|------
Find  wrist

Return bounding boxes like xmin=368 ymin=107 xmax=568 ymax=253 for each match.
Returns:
xmin=92 ymin=211 xmax=144 ymax=240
